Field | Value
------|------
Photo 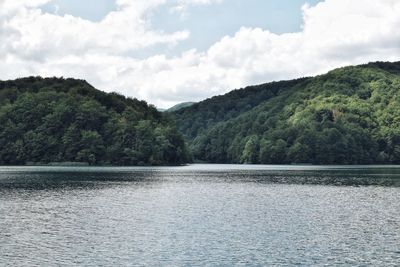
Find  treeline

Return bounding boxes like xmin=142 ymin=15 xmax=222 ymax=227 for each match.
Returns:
xmin=0 ymin=77 xmax=190 ymax=165
xmin=173 ymin=61 xmax=400 ymax=164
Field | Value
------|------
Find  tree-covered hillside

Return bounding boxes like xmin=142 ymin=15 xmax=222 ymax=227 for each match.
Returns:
xmin=173 ymin=61 xmax=400 ymax=164
xmin=166 ymin=102 xmax=196 ymax=112
xmin=0 ymin=77 xmax=190 ymax=165
xmin=172 ymin=78 xmax=309 ymax=139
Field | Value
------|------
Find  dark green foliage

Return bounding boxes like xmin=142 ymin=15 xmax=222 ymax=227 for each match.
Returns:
xmin=0 ymin=77 xmax=190 ymax=165
xmin=173 ymin=78 xmax=309 ymax=140
xmin=173 ymin=61 xmax=400 ymax=164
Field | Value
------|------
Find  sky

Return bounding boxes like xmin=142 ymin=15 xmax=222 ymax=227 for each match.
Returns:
xmin=1 ymin=0 xmax=399 ymax=108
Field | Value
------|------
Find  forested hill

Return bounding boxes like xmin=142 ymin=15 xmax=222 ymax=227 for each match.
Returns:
xmin=172 ymin=61 xmax=400 ymax=164
xmin=0 ymin=77 xmax=190 ymax=165
xmin=165 ymin=102 xmax=196 ymax=112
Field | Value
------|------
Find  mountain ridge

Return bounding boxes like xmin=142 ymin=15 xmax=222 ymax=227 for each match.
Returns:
xmin=172 ymin=61 xmax=400 ymax=164
xmin=165 ymin=102 xmax=196 ymax=113
xmin=1 ymin=61 xmax=400 ymax=165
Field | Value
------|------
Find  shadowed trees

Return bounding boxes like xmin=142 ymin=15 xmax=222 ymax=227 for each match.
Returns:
xmin=0 ymin=77 xmax=190 ymax=165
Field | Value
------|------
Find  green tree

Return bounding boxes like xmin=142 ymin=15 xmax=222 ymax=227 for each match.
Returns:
xmin=241 ymin=135 xmax=259 ymax=164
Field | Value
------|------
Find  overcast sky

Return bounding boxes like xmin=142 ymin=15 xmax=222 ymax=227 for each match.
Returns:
xmin=1 ymin=0 xmax=399 ymax=108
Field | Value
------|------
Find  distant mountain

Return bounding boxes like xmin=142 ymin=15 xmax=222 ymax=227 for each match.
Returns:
xmin=172 ymin=61 xmax=400 ymax=164
xmin=166 ymin=102 xmax=196 ymax=112
xmin=0 ymin=77 xmax=190 ymax=165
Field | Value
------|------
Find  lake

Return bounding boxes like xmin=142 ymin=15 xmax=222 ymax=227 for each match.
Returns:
xmin=1 ymin=165 xmax=399 ymax=266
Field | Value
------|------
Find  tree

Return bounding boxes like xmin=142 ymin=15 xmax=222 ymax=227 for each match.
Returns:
xmin=241 ymin=135 xmax=259 ymax=164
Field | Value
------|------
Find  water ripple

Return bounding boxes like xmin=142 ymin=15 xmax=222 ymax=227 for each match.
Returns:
xmin=0 ymin=165 xmax=400 ymax=266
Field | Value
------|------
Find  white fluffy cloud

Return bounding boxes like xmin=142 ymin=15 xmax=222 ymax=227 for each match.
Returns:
xmin=173 ymin=0 xmax=224 ymax=15
xmin=0 ymin=0 xmax=399 ymax=108
xmin=1 ymin=0 xmax=189 ymax=58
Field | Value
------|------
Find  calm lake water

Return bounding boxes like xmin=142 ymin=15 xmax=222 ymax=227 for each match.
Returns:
xmin=1 ymin=164 xmax=400 ymax=266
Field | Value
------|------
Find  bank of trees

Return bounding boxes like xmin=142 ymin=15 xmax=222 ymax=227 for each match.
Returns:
xmin=0 ymin=77 xmax=190 ymax=165
xmin=2 ymin=62 xmax=400 ymax=166
xmin=173 ymin=61 xmax=400 ymax=164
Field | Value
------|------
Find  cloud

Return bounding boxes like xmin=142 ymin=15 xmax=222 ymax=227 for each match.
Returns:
xmin=0 ymin=0 xmax=399 ymax=108
xmin=0 ymin=0 xmax=51 ymax=13
xmin=174 ymin=0 xmax=223 ymax=7
xmin=127 ymin=0 xmax=400 ymax=107
xmin=168 ymin=0 xmax=224 ymax=21
xmin=1 ymin=0 xmax=189 ymax=59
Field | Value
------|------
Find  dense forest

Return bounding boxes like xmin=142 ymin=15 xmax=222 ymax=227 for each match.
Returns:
xmin=0 ymin=77 xmax=190 ymax=165
xmin=2 ymin=61 xmax=400 ymax=166
xmin=172 ymin=61 xmax=400 ymax=164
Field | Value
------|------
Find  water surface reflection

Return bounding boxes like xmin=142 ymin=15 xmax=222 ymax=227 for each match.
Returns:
xmin=1 ymin=165 xmax=399 ymax=266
